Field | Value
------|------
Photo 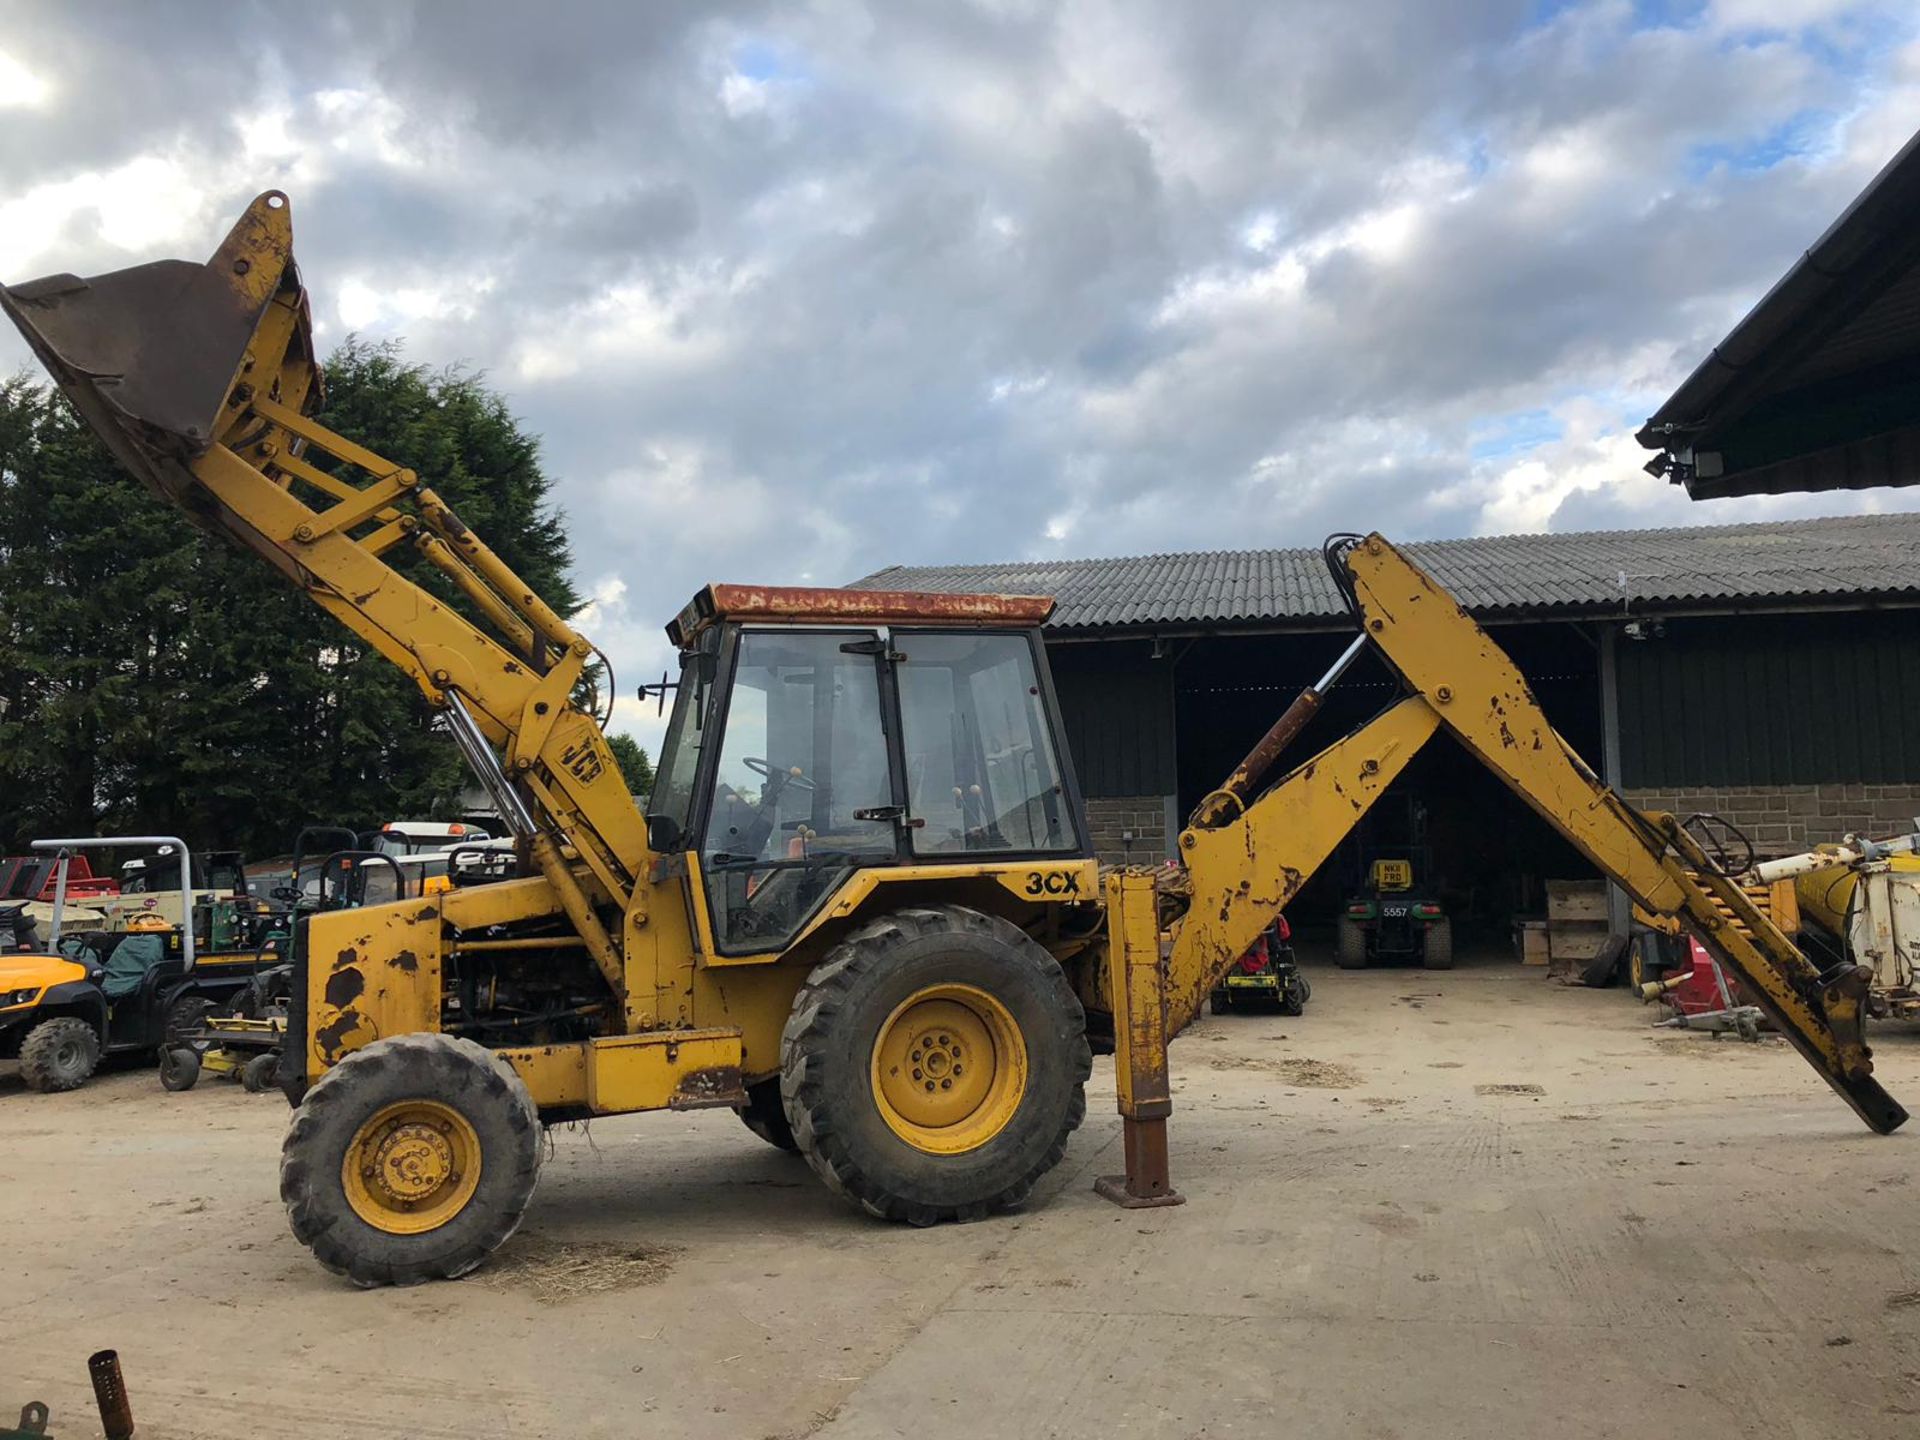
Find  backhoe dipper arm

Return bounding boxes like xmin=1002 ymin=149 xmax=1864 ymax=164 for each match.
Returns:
xmin=1336 ymin=534 xmax=1903 ymax=1135
xmin=1 ymin=193 xmax=649 ymax=985
xmin=1101 ymin=533 xmax=1903 ymax=1208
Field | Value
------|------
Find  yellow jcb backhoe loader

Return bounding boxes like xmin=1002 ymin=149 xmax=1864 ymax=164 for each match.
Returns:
xmin=3 ymin=193 xmax=1903 ymax=1287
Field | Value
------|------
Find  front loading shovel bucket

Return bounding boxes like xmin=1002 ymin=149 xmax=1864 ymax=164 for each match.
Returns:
xmin=0 ymin=190 xmax=320 ymax=507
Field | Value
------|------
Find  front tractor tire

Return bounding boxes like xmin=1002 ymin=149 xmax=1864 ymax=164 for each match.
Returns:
xmin=781 ymin=905 xmax=1091 ymax=1227
xmin=19 ymin=1016 xmax=102 ymax=1093
xmin=280 ymin=1034 xmax=542 ymax=1287
xmin=1421 ymin=918 xmax=1455 ymax=971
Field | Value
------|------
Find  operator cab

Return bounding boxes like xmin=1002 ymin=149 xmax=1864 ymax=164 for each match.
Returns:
xmin=648 ymin=584 xmax=1087 ymax=954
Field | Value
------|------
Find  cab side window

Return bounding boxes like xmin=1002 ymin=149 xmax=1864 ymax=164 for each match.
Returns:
xmin=896 ymin=633 xmax=1076 ymax=854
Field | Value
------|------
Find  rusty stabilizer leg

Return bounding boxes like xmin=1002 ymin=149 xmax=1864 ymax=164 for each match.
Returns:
xmin=1095 ymin=871 xmax=1186 ymax=1209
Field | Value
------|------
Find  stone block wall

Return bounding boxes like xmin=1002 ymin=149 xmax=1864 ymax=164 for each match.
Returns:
xmin=1622 ymin=784 xmax=1920 ymax=857
xmin=1083 ymin=794 xmax=1174 ymax=866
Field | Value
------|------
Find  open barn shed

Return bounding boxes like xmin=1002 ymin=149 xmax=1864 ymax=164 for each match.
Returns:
xmin=856 ymin=514 xmax=1920 ymax=942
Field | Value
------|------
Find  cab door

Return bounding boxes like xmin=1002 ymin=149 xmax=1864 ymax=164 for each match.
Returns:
xmin=647 ymin=624 xmax=905 ymax=958
xmin=693 ymin=628 xmax=901 ymax=955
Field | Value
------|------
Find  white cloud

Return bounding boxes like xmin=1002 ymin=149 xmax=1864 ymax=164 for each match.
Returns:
xmin=1707 ymin=0 xmax=1865 ymax=32
xmin=0 ymin=154 xmax=206 ymax=277
xmin=0 ymin=49 xmax=52 ymax=109
xmin=332 ymin=272 xmax=496 ymax=333
xmin=513 ymin=266 xmax=746 ymax=383
xmin=720 ymin=70 xmax=771 ymax=117
xmin=4 ymin=0 xmax=1920 ymax=735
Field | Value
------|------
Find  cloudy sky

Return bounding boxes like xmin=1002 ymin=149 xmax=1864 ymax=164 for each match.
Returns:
xmin=4 ymin=0 xmax=1920 ymax=752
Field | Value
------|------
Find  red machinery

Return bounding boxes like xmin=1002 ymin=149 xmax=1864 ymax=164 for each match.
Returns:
xmin=0 ymin=854 xmax=120 ymax=902
xmin=1640 ymin=937 xmax=1765 ymax=1040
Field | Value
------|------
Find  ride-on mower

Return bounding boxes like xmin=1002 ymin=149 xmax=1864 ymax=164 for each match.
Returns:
xmin=1209 ymin=917 xmax=1309 ymax=1015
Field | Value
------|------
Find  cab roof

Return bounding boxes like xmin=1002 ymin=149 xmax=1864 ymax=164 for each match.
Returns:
xmin=667 ymin=583 xmax=1055 ymax=648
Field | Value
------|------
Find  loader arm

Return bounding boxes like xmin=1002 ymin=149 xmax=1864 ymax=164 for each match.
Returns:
xmin=0 ymin=192 xmax=648 ymax=993
xmin=1104 ymin=532 xmax=1904 ymax=1205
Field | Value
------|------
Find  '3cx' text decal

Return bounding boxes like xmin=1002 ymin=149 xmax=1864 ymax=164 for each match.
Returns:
xmin=1023 ymin=870 xmax=1081 ymax=897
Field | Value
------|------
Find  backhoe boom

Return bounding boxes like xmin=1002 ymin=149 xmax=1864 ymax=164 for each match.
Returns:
xmin=1099 ymin=533 xmax=1903 ymax=1206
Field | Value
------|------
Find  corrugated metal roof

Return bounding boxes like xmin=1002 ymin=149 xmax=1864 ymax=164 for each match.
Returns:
xmin=852 ymin=514 xmax=1920 ymax=631
xmin=1639 ymin=127 xmax=1920 ymax=499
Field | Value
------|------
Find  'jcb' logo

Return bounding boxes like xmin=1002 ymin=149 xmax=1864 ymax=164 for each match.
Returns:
xmin=561 ymin=740 xmax=605 ymax=784
xmin=1024 ymin=870 xmax=1081 ymax=897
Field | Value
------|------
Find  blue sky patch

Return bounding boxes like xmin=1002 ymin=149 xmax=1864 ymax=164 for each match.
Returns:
xmin=1687 ymin=109 xmax=1835 ymax=179
xmin=1469 ymin=408 xmax=1567 ymax=463
xmin=732 ymin=38 xmax=807 ymax=83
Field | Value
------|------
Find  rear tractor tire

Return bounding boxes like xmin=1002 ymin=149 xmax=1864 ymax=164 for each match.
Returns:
xmin=780 ymin=905 xmax=1091 ymax=1227
xmin=1421 ymin=918 xmax=1454 ymax=971
xmin=1336 ymin=918 xmax=1370 ymax=970
xmin=280 ymin=1033 xmax=542 ymax=1287
xmin=19 ymin=1016 xmax=102 ymax=1093
xmin=738 ymin=1077 xmax=800 ymax=1153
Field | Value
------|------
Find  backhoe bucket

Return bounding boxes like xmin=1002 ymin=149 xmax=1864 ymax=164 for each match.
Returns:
xmin=0 ymin=190 xmax=319 ymax=506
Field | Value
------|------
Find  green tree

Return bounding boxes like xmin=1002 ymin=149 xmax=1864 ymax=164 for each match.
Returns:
xmin=0 ymin=339 xmax=581 ymax=858
xmin=607 ymin=734 xmax=655 ymax=796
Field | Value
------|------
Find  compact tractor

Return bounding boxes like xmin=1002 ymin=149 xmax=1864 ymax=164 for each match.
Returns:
xmin=0 ymin=838 xmax=285 ymax=1091
xmin=2 ymin=192 xmax=1903 ymax=1286
xmin=1335 ymin=795 xmax=1452 ymax=970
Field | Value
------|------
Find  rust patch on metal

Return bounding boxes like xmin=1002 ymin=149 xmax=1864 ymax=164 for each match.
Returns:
xmin=314 ymin=1009 xmax=361 ymax=1059
xmin=388 ymin=949 xmax=419 ymax=974
xmin=667 ymin=1065 xmax=748 ymax=1110
xmin=671 ymin=583 xmax=1054 ymax=644
xmin=324 ymin=963 xmax=364 ymax=1008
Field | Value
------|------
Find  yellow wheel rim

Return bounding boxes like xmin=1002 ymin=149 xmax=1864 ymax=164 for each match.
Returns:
xmin=341 ymin=1100 xmax=482 ymax=1236
xmin=870 ymin=984 xmax=1026 ymax=1155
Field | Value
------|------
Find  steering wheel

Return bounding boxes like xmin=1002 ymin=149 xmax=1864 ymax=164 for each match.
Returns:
xmin=1680 ymin=812 xmax=1755 ymax=878
xmin=742 ymin=757 xmax=816 ymax=792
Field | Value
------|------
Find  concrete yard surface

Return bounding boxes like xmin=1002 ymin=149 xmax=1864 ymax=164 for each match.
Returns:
xmin=4 ymin=958 xmax=1918 ymax=1438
